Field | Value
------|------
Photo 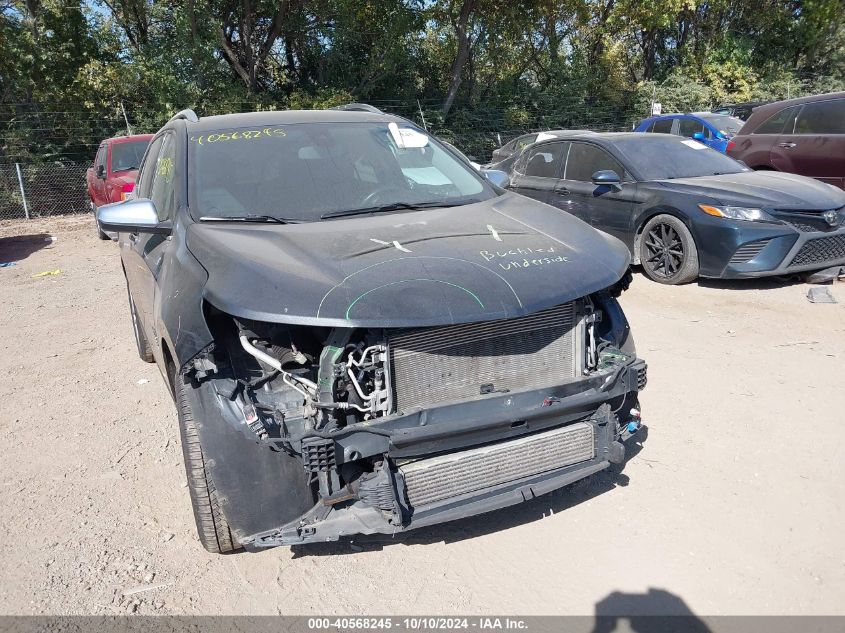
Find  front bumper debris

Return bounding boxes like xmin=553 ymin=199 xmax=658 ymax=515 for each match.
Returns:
xmin=241 ymin=358 xmax=646 ymax=548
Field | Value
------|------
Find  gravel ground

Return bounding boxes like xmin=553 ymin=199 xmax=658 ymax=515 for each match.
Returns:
xmin=1 ymin=215 xmax=843 ymax=616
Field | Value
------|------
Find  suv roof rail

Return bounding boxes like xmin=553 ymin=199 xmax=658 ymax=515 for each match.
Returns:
xmin=169 ymin=108 xmax=199 ymax=123
xmin=330 ymin=103 xmax=384 ymax=114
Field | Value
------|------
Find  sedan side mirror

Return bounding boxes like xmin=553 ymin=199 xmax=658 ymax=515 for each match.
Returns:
xmin=97 ymin=164 xmax=106 ymax=179
xmin=482 ymin=169 xmax=510 ymax=189
xmin=591 ymin=170 xmax=621 ymax=186
xmin=692 ymin=132 xmax=706 ymax=141
xmin=96 ymin=198 xmax=171 ymax=234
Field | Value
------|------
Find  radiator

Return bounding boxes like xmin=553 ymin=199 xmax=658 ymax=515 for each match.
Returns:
xmin=400 ymin=422 xmax=595 ymax=508
xmin=388 ymin=302 xmax=579 ymax=411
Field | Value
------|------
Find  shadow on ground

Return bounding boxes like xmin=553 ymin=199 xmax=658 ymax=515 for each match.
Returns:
xmin=290 ymin=426 xmax=649 ymax=558
xmin=696 ymin=276 xmax=807 ymax=291
xmin=630 ymin=265 xmax=811 ymax=291
xmin=0 ymin=233 xmax=55 ymax=263
xmin=591 ymin=588 xmax=711 ymax=633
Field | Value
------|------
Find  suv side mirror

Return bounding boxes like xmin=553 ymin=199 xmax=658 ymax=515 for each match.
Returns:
xmin=482 ymin=169 xmax=510 ymax=189
xmin=591 ymin=170 xmax=621 ymax=186
xmin=97 ymin=164 xmax=106 ymax=179
xmin=96 ymin=198 xmax=171 ymax=234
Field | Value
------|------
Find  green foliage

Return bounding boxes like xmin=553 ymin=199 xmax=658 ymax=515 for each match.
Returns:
xmin=1 ymin=0 xmax=843 ymax=162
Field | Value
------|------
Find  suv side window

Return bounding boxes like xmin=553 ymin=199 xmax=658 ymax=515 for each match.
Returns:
xmin=514 ymin=134 xmax=538 ymax=154
xmin=148 ymin=133 xmax=177 ymax=222
xmin=95 ymin=144 xmax=107 ymax=174
xmin=678 ymin=118 xmax=709 ymax=138
xmin=522 ymin=142 xmax=566 ymax=178
xmin=136 ymin=135 xmax=163 ymax=200
xmin=564 ymin=142 xmax=626 ymax=182
xmin=753 ymin=106 xmax=800 ymax=134
xmin=651 ymin=118 xmax=673 ymax=134
xmin=794 ymin=99 xmax=845 ymax=134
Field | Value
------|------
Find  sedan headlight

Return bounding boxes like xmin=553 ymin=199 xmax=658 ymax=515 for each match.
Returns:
xmin=698 ymin=205 xmax=775 ymax=222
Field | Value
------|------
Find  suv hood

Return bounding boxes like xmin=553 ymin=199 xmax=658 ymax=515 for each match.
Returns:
xmin=658 ymin=171 xmax=845 ymax=210
xmin=186 ymin=193 xmax=630 ymax=328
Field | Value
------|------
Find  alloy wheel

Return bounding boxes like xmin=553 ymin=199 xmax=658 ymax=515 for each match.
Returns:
xmin=643 ymin=222 xmax=685 ymax=280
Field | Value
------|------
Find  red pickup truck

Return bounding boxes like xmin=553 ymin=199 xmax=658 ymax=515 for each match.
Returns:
xmin=87 ymin=134 xmax=153 ymax=239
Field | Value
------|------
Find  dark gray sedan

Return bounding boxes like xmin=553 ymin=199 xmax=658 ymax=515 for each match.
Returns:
xmin=508 ymin=132 xmax=845 ymax=284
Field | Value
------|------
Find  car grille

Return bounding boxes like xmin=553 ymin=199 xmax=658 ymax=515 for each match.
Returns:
xmin=729 ymin=239 xmax=771 ymax=264
xmin=775 ymin=208 xmax=845 ymax=233
xmin=389 ymin=303 xmax=578 ymax=411
xmin=788 ymin=235 xmax=845 ymax=268
xmin=399 ymin=422 xmax=595 ymax=508
xmin=786 ymin=220 xmax=824 ymax=233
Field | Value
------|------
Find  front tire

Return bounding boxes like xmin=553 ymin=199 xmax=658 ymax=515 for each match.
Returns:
xmin=639 ymin=214 xmax=699 ymax=285
xmin=92 ymin=203 xmax=109 ymax=240
xmin=176 ymin=380 xmax=240 ymax=554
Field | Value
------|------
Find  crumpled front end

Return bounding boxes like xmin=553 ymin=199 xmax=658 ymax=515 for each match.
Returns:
xmin=183 ymin=278 xmax=646 ymax=548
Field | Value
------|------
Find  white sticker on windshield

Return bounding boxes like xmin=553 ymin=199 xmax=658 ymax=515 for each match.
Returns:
xmin=389 ymin=122 xmax=429 ymax=149
xmin=682 ymin=139 xmax=707 ymax=149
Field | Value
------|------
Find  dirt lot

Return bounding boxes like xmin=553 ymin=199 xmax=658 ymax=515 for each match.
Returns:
xmin=0 ymin=214 xmax=843 ymax=616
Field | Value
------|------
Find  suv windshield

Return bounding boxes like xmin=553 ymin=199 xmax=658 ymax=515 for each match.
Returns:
xmin=700 ymin=115 xmax=743 ymax=136
xmin=111 ymin=139 xmax=149 ymax=173
xmin=613 ymin=136 xmax=749 ymax=180
xmin=188 ymin=121 xmax=493 ymax=222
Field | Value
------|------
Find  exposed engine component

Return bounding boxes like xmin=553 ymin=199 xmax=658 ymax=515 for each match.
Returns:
xmin=389 ymin=302 xmax=578 ymax=410
xmin=584 ymin=298 xmax=601 ymax=371
xmin=239 ymin=334 xmax=318 ymax=400
xmin=334 ymin=342 xmax=391 ymax=419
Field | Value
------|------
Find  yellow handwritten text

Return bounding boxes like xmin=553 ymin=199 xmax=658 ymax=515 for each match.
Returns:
xmin=190 ymin=128 xmax=286 ymax=145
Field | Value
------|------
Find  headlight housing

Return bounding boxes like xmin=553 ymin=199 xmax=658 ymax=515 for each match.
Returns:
xmin=698 ymin=204 xmax=775 ymax=222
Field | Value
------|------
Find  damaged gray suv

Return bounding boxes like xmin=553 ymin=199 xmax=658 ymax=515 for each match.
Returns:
xmin=97 ymin=107 xmax=647 ymax=552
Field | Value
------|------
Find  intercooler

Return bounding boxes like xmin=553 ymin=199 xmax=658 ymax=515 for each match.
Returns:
xmin=400 ymin=422 xmax=595 ymax=508
xmin=388 ymin=302 xmax=580 ymax=411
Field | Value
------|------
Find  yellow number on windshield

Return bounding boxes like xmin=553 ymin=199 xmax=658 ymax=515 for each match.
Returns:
xmin=190 ymin=128 xmax=286 ymax=145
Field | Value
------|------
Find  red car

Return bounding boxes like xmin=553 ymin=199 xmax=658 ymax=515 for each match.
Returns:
xmin=727 ymin=91 xmax=845 ymax=190
xmin=87 ymin=134 xmax=153 ymax=238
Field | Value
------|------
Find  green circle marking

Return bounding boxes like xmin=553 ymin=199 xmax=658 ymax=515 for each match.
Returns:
xmin=345 ymin=279 xmax=484 ymax=319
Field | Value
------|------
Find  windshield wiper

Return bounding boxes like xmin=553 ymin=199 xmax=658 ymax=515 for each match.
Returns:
xmin=321 ymin=199 xmax=479 ymax=220
xmin=199 ymin=214 xmax=302 ymax=224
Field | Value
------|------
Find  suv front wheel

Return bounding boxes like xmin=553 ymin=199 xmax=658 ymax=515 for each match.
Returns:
xmin=176 ymin=379 xmax=240 ymax=554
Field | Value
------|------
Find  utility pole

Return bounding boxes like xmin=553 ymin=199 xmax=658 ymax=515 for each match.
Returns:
xmin=120 ymin=101 xmax=133 ymax=135
xmin=15 ymin=163 xmax=30 ymax=220
xmin=417 ymin=100 xmax=428 ymax=132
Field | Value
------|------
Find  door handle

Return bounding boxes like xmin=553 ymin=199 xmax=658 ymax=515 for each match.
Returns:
xmin=778 ymin=142 xmax=796 ymax=148
xmin=128 ymin=233 xmax=138 ymax=243
xmin=555 ymin=187 xmax=570 ymax=196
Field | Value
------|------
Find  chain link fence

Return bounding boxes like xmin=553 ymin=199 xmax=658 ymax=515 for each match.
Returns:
xmin=0 ymin=96 xmax=643 ymax=222
xmin=0 ymin=162 xmax=90 ymax=220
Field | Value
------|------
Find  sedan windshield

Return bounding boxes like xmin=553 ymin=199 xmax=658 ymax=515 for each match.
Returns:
xmin=613 ymin=136 xmax=749 ymax=181
xmin=188 ymin=122 xmax=493 ymax=222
